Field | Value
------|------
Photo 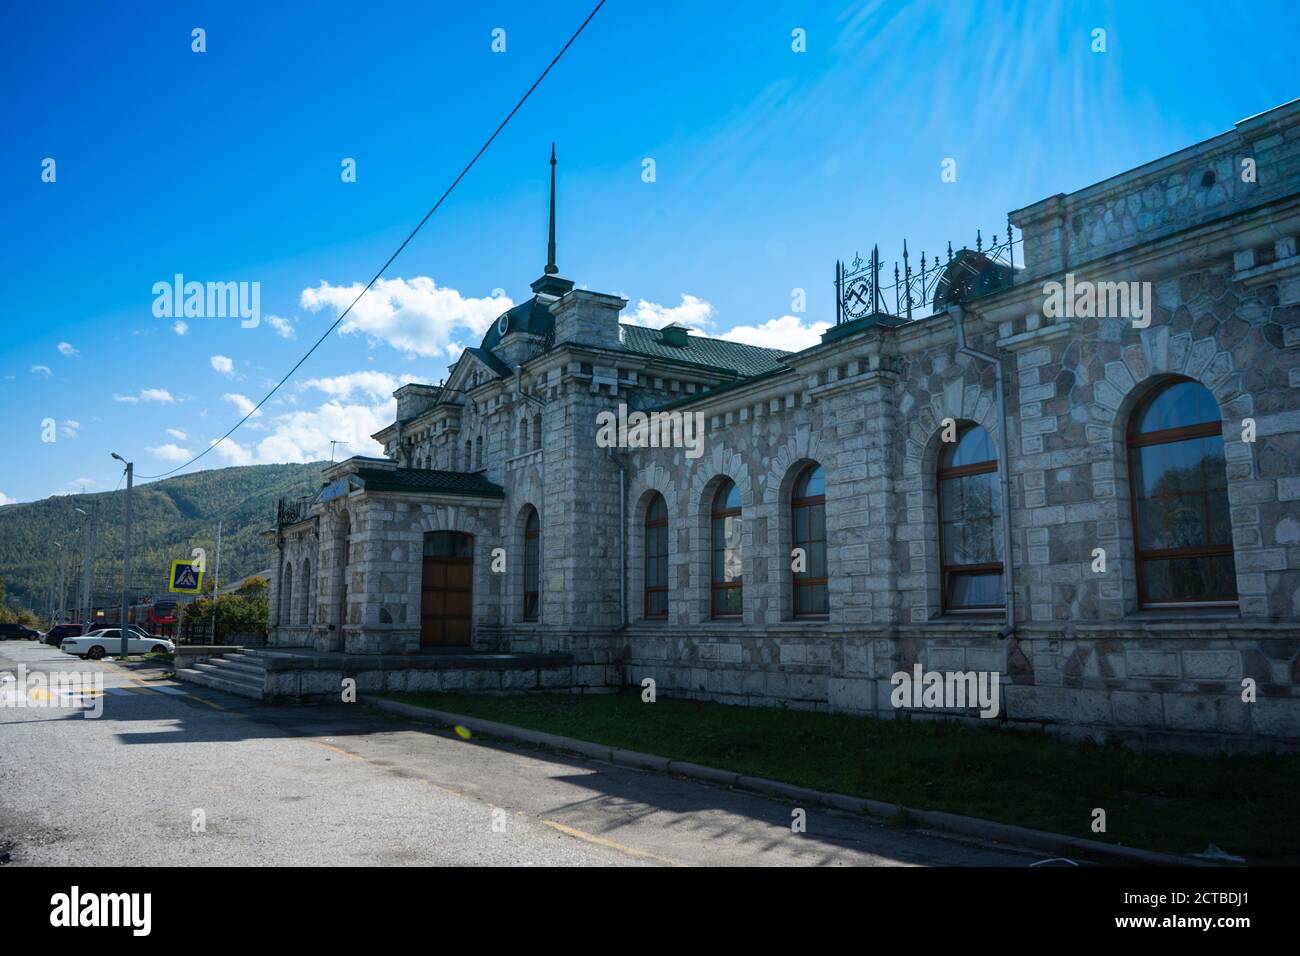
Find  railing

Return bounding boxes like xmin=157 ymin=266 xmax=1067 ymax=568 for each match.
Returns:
xmin=275 ymin=495 xmax=316 ymax=528
xmin=835 ymin=220 xmax=1021 ymax=324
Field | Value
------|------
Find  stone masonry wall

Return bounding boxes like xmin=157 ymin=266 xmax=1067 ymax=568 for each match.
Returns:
xmin=269 ymin=102 xmax=1300 ymax=753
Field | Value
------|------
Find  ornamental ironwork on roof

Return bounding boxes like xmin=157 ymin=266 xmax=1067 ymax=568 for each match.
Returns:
xmin=275 ymin=494 xmax=319 ymax=528
xmin=834 ymin=221 xmax=1022 ymax=328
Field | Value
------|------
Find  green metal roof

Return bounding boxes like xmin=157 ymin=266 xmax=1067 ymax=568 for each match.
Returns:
xmin=653 ymin=365 xmax=793 ymax=412
xmin=620 ymin=324 xmax=790 ymax=376
xmin=350 ymin=467 xmax=505 ymax=498
xmin=463 ymin=346 xmax=512 ymax=378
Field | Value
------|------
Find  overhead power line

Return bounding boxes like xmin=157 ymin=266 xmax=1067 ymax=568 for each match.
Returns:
xmin=137 ymin=0 xmax=607 ymax=480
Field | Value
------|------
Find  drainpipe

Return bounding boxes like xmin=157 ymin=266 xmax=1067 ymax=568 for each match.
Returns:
xmin=608 ymin=447 xmax=627 ymax=628
xmin=947 ymin=303 xmax=1016 ymax=639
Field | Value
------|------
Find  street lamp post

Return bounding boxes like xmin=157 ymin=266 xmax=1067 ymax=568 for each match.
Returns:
xmin=111 ymin=453 xmax=133 ymax=660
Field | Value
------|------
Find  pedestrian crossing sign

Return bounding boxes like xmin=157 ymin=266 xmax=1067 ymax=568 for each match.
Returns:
xmin=168 ymin=560 xmax=203 ymax=594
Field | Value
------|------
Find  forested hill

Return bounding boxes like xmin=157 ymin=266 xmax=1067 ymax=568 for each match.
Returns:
xmin=0 ymin=462 xmax=326 ymax=612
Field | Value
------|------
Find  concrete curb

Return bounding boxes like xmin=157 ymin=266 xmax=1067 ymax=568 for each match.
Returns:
xmin=364 ymin=695 xmax=1215 ymax=868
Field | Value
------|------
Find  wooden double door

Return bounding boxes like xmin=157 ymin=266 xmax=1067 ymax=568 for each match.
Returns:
xmin=420 ymin=531 xmax=473 ymax=647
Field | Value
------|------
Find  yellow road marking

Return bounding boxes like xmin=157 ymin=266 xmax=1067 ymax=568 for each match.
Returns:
xmin=101 ymin=660 xmax=148 ymax=686
xmin=309 ymin=740 xmax=368 ymax=763
xmin=306 ymin=741 xmax=465 ymax=798
xmin=25 ymin=687 xmax=104 ymax=701
xmin=542 ymin=819 xmax=687 ymax=867
xmin=308 ymin=737 xmax=686 ymax=865
xmin=99 ymin=659 xmax=224 ymax=707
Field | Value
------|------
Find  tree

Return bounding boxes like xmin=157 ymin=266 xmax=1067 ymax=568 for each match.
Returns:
xmin=180 ymin=575 xmax=269 ymax=644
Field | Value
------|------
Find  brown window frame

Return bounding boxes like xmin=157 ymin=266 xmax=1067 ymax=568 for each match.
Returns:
xmin=710 ymin=479 xmax=743 ymax=619
xmin=1126 ymin=379 xmax=1237 ymax=608
xmin=644 ymin=494 xmax=669 ymax=620
xmin=522 ymin=507 xmax=540 ymax=621
xmin=938 ymin=426 xmax=1005 ymax=613
xmin=791 ymin=463 xmax=828 ymax=619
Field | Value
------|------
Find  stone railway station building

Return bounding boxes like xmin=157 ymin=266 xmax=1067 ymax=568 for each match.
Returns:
xmin=267 ymin=100 xmax=1300 ymax=752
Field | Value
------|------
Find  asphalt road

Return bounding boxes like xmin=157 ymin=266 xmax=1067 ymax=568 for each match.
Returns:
xmin=0 ymin=640 xmax=1040 ymax=866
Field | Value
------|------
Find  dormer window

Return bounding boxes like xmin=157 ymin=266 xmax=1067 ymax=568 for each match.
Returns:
xmin=660 ymin=322 xmax=690 ymax=347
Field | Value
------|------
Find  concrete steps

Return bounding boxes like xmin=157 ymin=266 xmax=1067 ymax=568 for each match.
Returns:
xmin=176 ymin=651 xmax=267 ymax=700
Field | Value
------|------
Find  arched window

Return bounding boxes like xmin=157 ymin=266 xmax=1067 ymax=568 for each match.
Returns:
xmin=299 ymin=559 xmax=311 ymax=626
xmin=1128 ymin=379 xmax=1236 ymax=606
xmin=938 ymin=424 xmax=1004 ymax=611
xmin=463 ymin=440 xmax=471 ymax=471
xmin=280 ymin=562 xmax=293 ymax=625
xmin=532 ymin=413 xmax=543 ymax=451
xmin=710 ymin=479 xmax=743 ymax=618
xmin=791 ymin=463 xmax=827 ymax=617
xmin=644 ymin=493 xmax=669 ymax=619
xmin=475 ymin=434 xmax=484 ymax=469
xmin=518 ymin=418 xmax=528 ymax=455
xmin=522 ymin=507 xmax=540 ymax=621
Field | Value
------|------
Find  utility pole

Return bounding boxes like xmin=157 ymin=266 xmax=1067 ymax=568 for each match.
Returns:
xmin=212 ymin=521 xmax=222 ymax=644
xmin=111 ymin=453 xmax=133 ymax=659
xmin=55 ymin=542 xmax=66 ymax=624
xmin=77 ymin=504 xmax=96 ymax=628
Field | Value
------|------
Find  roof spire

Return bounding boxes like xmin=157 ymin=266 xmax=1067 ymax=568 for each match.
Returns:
xmin=545 ymin=143 xmax=558 ymax=275
xmin=529 ymin=143 xmax=575 ymax=299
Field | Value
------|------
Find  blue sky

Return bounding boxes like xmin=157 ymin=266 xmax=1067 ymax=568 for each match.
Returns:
xmin=1 ymin=0 xmax=1296 ymax=503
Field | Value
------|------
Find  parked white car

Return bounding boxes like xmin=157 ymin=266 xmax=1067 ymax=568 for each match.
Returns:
xmin=60 ymin=629 xmax=174 ymax=660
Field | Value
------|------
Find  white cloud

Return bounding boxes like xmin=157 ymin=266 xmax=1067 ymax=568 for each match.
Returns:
xmin=719 ymin=314 xmax=829 ymax=351
xmin=147 ymin=443 xmax=193 ymax=463
xmin=258 ymin=401 xmax=392 ymax=462
xmin=222 ymin=393 xmax=262 ymax=418
xmin=30 ymin=365 xmax=52 ymax=377
xmin=60 ymin=419 xmax=80 ymax=439
xmin=299 ymin=371 xmax=411 ymax=402
xmin=172 ymin=320 xmax=189 ymax=336
xmin=626 ymin=293 xmax=715 ymax=331
xmin=210 ymin=373 xmax=402 ymax=467
xmin=210 ymin=354 xmax=235 ymax=376
xmin=57 ymin=341 xmax=79 ymax=357
xmin=114 ymin=388 xmax=177 ymax=404
xmin=0 ymin=491 xmax=17 ymax=506
xmin=215 ymin=395 xmax=393 ymax=466
xmin=210 ymin=437 xmax=254 ymax=466
xmin=266 ymin=314 xmax=296 ymax=339
xmin=300 ymin=276 xmax=511 ymax=358
xmin=166 ymin=428 xmax=187 ymax=440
